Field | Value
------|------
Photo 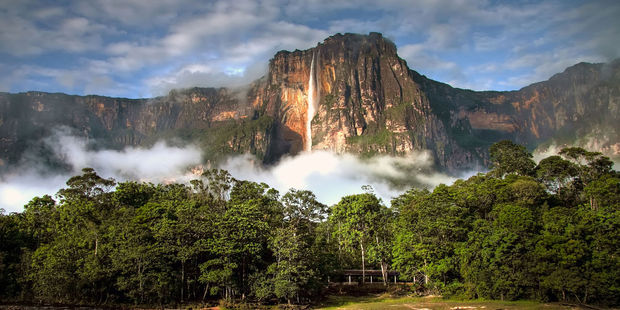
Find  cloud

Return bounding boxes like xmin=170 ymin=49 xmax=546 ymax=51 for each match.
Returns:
xmin=220 ymin=150 xmax=456 ymax=206
xmin=2 ymin=0 xmax=619 ymax=97
xmin=0 ymin=128 xmax=459 ymax=212
xmin=146 ymin=61 xmax=268 ymax=96
xmin=0 ymin=173 xmax=70 ymax=214
xmin=398 ymin=43 xmax=466 ymax=84
xmin=532 ymin=132 xmax=620 ymax=168
xmin=554 ymin=0 xmax=620 ymax=61
xmin=92 ymin=1 xmax=281 ymax=74
xmin=2 ymin=64 xmax=141 ymax=97
xmin=532 ymin=144 xmax=562 ymax=164
xmin=145 ymin=20 xmax=327 ymax=95
xmin=497 ymin=50 xmax=602 ymax=89
xmin=0 ymin=4 xmax=110 ymax=56
xmin=0 ymin=129 xmax=203 ymax=213
xmin=73 ymin=0 xmax=195 ymax=28
xmin=46 ymin=132 xmax=202 ymax=181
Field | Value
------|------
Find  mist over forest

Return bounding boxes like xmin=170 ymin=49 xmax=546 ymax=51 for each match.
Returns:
xmin=1 ymin=1 xmax=619 ymax=308
xmin=0 ymin=128 xmax=462 ymax=213
xmin=1 ymin=140 xmax=618 ymax=307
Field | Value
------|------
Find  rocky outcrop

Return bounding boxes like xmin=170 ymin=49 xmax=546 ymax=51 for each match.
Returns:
xmin=0 ymin=88 xmax=273 ymax=172
xmin=247 ymin=33 xmax=474 ymax=170
xmin=414 ymin=59 xmax=620 ymax=161
xmin=1 ymin=32 xmax=618 ymax=174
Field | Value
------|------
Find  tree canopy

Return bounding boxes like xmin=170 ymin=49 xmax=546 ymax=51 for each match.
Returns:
xmin=0 ymin=141 xmax=618 ymax=307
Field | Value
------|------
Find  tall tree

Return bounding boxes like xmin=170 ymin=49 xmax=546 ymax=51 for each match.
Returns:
xmin=393 ymin=185 xmax=470 ymax=290
xmin=559 ymin=147 xmax=615 ymax=209
xmin=536 ymin=155 xmax=578 ymax=196
xmin=329 ymin=193 xmax=386 ymax=284
xmin=489 ymin=140 xmax=536 ymax=177
xmin=200 ymin=181 xmax=272 ymax=300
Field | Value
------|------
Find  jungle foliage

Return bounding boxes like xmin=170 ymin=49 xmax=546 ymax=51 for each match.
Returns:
xmin=0 ymin=141 xmax=618 ymax=306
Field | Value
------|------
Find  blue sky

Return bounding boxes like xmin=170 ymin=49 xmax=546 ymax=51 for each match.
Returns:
xmin=1 ymin=0 xmax=618 ymax=98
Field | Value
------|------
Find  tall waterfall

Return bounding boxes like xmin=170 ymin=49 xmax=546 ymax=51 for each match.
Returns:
xmin=306 ymin=52 xmax=319 ymax=151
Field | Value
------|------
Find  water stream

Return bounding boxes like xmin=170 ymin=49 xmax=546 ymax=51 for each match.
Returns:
xmin=306 ymin=52 xmax=319 ymax=151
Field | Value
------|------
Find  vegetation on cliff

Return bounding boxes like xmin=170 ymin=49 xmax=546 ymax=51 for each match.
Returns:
xmin=0 ymin=141 xmax=618 ymax=307
xmin=2 ymin=34 xmax=619 ymax=175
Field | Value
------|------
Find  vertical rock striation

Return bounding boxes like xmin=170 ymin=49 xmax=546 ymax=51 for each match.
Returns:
xmin=252 ymin=32 xmax=478 ymax=170
xmin=1 ymin=32 xmax=618 ymax=174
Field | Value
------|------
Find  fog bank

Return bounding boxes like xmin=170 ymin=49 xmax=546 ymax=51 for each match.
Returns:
xmin=220 ymin=150 xmax=457 ymax=206
xmin=1 ymin=131 xmax=460 ymax=213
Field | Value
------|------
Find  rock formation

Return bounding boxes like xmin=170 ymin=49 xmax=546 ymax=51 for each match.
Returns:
xmin=1 ymin=32 xmax=618 ymax=174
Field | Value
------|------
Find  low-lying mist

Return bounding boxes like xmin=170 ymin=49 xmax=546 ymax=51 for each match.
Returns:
xmin=533 ymin=140 xmax=619 ymax=168
xmin=0 ymin=130 xmax=204 ymax=213
xmin=0 ymin=130 xmax=460 ymax=213
xmin=221 ymin=150 xmax=457 ymax=206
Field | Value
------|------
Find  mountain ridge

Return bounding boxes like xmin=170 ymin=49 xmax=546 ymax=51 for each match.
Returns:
xmin=1 ymin=32 xmax=618 ymax=174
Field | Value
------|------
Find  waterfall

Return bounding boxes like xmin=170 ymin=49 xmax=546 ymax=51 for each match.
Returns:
xmin=306 ymin=52 xmax=319 ymax=151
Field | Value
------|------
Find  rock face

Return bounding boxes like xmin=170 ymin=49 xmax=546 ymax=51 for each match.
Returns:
xmin=0 ymin=88 xmax=272 ymax=171
xmin=415 ymin=59 xmax=620 ymax=162
xmin=1 ymin=32 xmax=619 ymax=173
xmin=247 ymin=33 xmax=473 ymax=170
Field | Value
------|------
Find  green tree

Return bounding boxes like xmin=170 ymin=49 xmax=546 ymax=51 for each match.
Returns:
xmin=393 ymin=185 xmax=469 ymax=291
xmin=255 ymin=225 xmax=315 ymax=304
xmin=0 ymin=210 xmax=32 ymax=299
xmin=535 ymin=155 xmax=578 ymax=196
xmin=535 ymin=206 xmax=590 ymax=302
xmin=462 ymin=203 xmax=538 ymax=300
xmin=254 ymin=189 xmax=327 ymax=303
xmin=200 ymin=181 xmax=272 ymax=301
xmin=29 ymin=168 xmax=116 ymax=303
xmin=559 ymin=147 xmax=615 ymax=209
xmin=281 ymin=189 xmax=327 ymax=232
xmin=330 ymin=192 xmax=388 ymax=284
xmin=489 ymin=140 xmax=536 ymax=177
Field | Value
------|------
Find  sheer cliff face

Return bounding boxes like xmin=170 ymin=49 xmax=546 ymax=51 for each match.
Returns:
xmin=0 ymin=88 xmax=271 ymax=171
xmin=421 ymin=60 xmax=620 ymax=157
xmin=1 ymin=32 xmax=619 ymax=173
xmin=494 ymin=61 xmax=620 ymax=153
xmin=251 ymin=32 xmax=473 ymax=170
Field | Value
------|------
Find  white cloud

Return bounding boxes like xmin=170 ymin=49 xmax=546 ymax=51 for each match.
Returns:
xmin=145 ymin=61 xmax=268 ymax=95
xmin=0 ymin=173 xmax=69 ymax=214
xmin=145 ymin=20 xmax=327 ymax=94
xmin=221 ymin=150 xmax=456 ymax=206
xmin=2 ymin=64 xmax=139 ymax=96
xmin=1 ymin=0 xmax=618 ymax=97
xmin=0 ymin=129 xmax=459 ymax=212
xmin=532 ymin=144 xmax=562 ymax=164
xmin=399 ymin=43 xmax=466 ymax=84
xmin=0 ymin=7 xmax=110 ymax=56
xmin=0 ymin=129 xmax=203 ymax=213
xmin=46 ymin=130 xmax=202 ymax=181
xmin=72 ymin=0 xmax=206 ymax=28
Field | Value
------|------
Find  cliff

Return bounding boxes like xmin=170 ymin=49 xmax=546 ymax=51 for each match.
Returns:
xmin=415 ymin=59 xmax=620 ymax=158
xmin=1 ymin=32 xmax=618 ymax=174
xmin=0 ymin=88 xmax=273 ymax=171
xmin=248 ymin=32 xmax=472 ymax=170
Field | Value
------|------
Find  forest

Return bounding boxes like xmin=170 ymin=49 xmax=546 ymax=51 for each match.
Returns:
xmin=0 ymin=141 xmax=618 ymax=307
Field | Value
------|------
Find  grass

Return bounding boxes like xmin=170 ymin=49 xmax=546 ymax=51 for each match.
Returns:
xmin=317 ymin=294 xmax=599 ymax=310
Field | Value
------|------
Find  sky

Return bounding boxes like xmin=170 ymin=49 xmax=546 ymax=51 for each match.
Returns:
xmin=1 ymin=0 xmax=619 ymax=98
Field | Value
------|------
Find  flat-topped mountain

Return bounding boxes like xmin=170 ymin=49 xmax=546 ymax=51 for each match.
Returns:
xmin=1 ymin=32 xmax=618 ymax=173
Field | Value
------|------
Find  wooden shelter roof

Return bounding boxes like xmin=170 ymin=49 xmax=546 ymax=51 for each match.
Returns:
xmin=336 ymin=269 xmax=399 ymax=276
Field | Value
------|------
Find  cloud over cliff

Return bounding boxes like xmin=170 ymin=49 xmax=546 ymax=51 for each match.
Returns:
xmin=0 ymin=130 xmax=458 ymax=213
xmin=0 ymin=130 xmax=203 ymax=213
xmin=221 ymin=150 xmax=457 ymax=206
